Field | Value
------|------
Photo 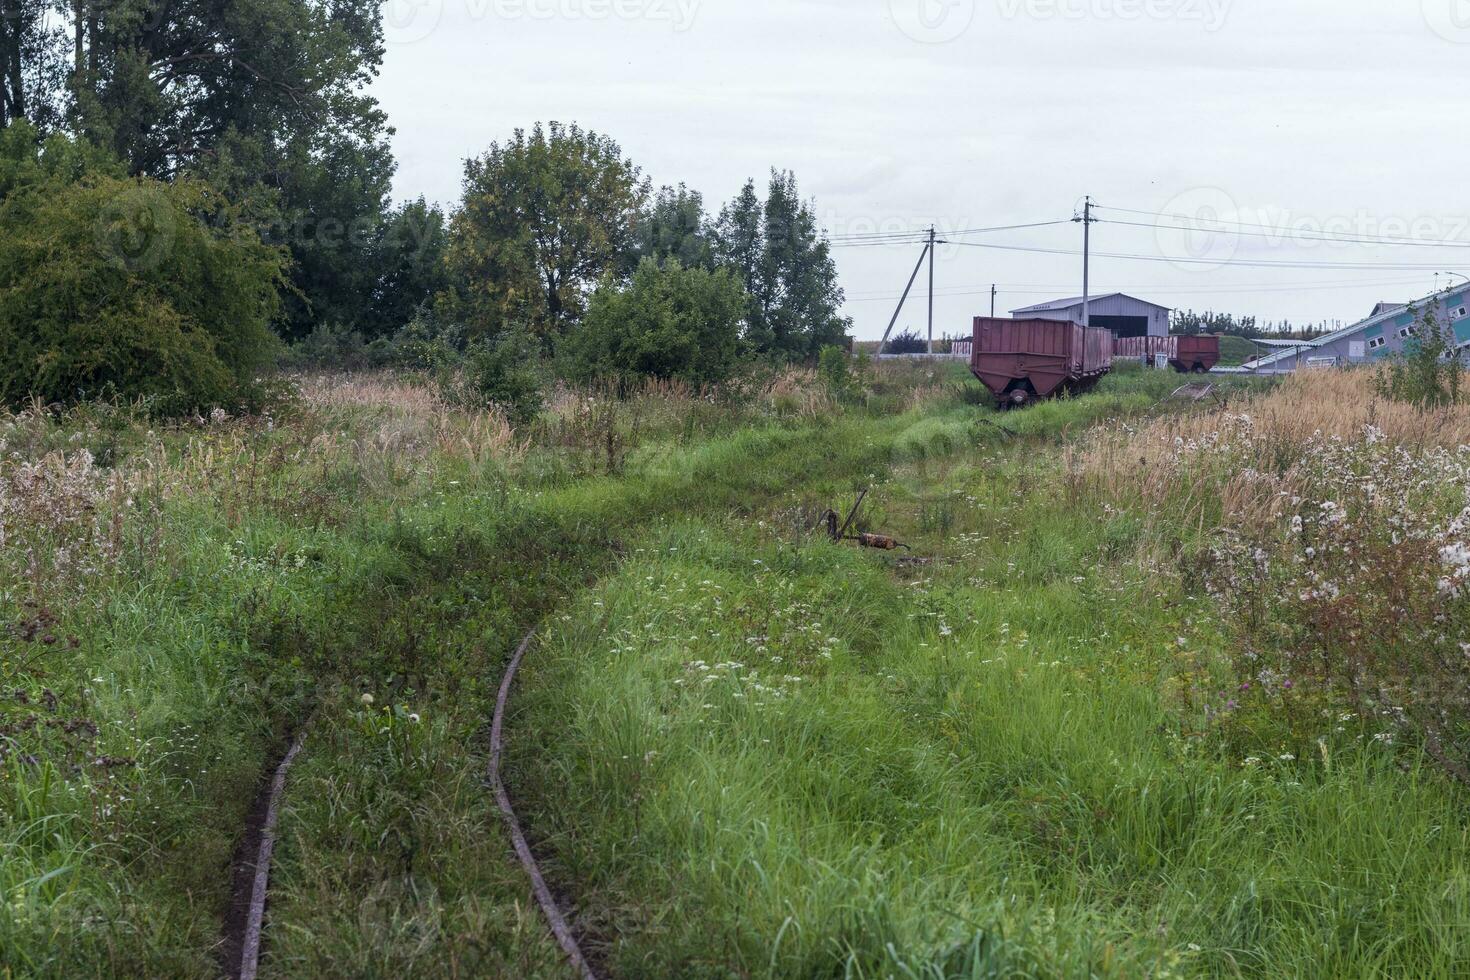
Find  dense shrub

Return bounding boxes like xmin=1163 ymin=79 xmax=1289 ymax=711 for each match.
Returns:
xmin=817 ymin=344 xmax=855 ymax=399
xmin=885 ymin=329 xmax=928 ymax=355
xmin=448 ymin=331 xmax=544 ymax=427
xmin=0 ymin=161 xmax=286 ymax=413
xmin=283 ymin=323 xmax=370 ymax=371
xmin=560 ymin=258 xmax=747 ymax=385
xmin=1373 ymin=308 xmax=1464 ymax=409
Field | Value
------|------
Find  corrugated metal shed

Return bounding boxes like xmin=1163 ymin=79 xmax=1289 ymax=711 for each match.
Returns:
xmin=1010 ymin=292 xmax=1172 ymax=338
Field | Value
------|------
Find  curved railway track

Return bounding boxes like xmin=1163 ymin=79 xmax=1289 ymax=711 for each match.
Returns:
xmin=218 ymin=629 xmax=593 ymax=979
xmin=490 ymin=630 xmax=599 ymax=980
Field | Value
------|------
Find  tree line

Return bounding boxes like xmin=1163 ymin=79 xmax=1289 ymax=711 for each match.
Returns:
xmin=0 ymin=3 xmax=849 ymax=414
xmin=1171 ymin=309 xmax=1331 ymax=341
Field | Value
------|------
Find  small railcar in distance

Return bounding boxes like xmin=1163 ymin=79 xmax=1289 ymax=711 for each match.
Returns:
xmin=969 ymin=317 xmax=1114 ymax=409
xmin=1170 ymin=335 xmax=1221 ymax=374
xmin=1113 ymin=335 xmax=1222 ymax=374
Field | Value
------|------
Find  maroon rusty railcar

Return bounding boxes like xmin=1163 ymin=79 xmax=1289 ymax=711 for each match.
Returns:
xmin=1113 ymin=335 xmax=1176 ymax=362
xmin=1110 ymin=335 xmax=1221 ymax=374
xmin=1170 ymin=335 xmax=1220 ymax=374
xmin=970 ymin=317 xmax=1113 ymax=408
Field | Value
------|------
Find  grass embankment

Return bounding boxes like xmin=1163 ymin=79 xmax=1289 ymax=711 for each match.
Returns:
xmin=3 ymin=361 xmax=1156 ymax=976
xmin=512 ymin=370 xmax=1470 ymax=978
xmin=7 ymin=362 xmax=1464 ymax=978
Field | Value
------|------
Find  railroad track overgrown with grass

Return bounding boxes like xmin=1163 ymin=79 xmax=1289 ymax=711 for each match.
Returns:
xmin=5 ymin=362 xmax=1470 ymax=978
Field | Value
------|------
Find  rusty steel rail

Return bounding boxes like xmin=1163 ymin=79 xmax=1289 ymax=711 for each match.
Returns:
xmin=490 ymin=630 xmax=598 ymax=980
xmin=232 ymin=727 xmax=308 ymax=980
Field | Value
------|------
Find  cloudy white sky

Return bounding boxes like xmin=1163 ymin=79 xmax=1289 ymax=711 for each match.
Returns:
xmin=375 ymin=0 xmax=1470 ymax=340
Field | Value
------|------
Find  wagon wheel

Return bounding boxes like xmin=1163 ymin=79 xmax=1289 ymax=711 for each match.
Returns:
xmin=1000 ymin=383 xmax=1033 ymax=411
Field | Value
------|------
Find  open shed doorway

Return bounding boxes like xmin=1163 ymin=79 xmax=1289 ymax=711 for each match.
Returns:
xmin=1090 ymin=315 xmax=1150 ymax=338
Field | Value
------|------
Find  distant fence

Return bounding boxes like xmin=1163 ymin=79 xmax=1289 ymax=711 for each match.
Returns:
xmin=1113 ymin=336 xmax=1179 ymax=360
xmin=877 ymin=351 xmax=968 ymax=361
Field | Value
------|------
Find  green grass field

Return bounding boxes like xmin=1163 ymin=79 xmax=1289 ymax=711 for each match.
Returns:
xmin=3 ymin=363 xmax=1468 ymax=978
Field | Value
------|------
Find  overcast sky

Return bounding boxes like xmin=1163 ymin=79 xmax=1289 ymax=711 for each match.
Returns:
xmin=374 ymin=0 xmax=1470 ymax=339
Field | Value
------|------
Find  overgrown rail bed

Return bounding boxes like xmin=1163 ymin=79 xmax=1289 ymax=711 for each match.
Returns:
xmin=4 ymin=363 xmax=1470 ymax=978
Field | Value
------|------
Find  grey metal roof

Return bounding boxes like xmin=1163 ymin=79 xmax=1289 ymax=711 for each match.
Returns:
xmin=1252 ymin=338 xmax=1324 ymax=349
xmin=1248 ymin=285 xmax=1468 ymax=369
xmin=1011 ymin=292 xmax=1173 ymax=314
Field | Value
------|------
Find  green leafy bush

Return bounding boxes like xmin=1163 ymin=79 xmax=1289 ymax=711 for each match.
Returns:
xmin=283 ymin=323 xmax=370 ymax=371
xmin=817 ymin=344 xmax=854 ymax=398
xmin=1373 ymin=307 xmax=1464 ymax=409
xmin=561 ymin=257 xmax=747 ymax=385
xmin=0 ymin=154 xmax=286 ymax=413
xmin=885 ymin=329 xmax=928 ymax=355
xmin=450 ymin=331 xmax=544 ymax=426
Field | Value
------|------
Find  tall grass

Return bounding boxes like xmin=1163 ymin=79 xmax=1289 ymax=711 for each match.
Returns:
xmin=513 ymin=455 xmax=1470 ymax=977
xmin=5 ymin=363 xmax=1465 ymax=979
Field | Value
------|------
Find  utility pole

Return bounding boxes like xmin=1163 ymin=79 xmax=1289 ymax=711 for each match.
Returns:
xmin=877 ymin=237 xmax=933 ymax=356
xmin=927 ymin=225 xmax=936 ymax=356
xmin=990 ymin=284 xmax=996 ymax=317
xmin=1074 ymin=196 xmax=1096 ymax=328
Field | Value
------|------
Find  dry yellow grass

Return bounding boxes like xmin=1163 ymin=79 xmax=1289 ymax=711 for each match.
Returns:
xmin=1071 ymin=369 xmax=1470 ymax=533
xmin=764 ymin=368 xmax=836 ymax=418
xmin=1146 ymin=369 xmax=1470 ymax=453
xmin=296 ymin=372 xmax=525 ymax=468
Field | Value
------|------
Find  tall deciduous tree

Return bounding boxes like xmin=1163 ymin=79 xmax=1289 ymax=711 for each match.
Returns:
xmin=636 ymin=184 xmax=714 ymax=270
xmin=449 ymin=122 xmax=647 ymax=340
xmin=0 ymin=0 xmax=64 ymax=130
xmin=715 ymin=170 xmax=849 ymax=360
xmin=714 ymin=179 xmax=762 ymax=295
xmin=39 ymin=0 xmax=397 ymax=338
xmin=362 ymin=197 xmax=451 ymax=340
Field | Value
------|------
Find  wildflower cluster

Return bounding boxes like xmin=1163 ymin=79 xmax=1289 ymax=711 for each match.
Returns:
xmin=0 ymin=448 xmax=132 ymax=597
xmin=1195 ymin=425 xmax=1470 ymax=779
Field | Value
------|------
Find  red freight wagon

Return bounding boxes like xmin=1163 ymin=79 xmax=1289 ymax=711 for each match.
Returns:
xmin=1113 ymin=336 xmax=1177 ymax=361
xmin=970 ymin=317 xmax=1113 ymax=409
xmin=1170 ymin=335 xmax=1220 ymax=374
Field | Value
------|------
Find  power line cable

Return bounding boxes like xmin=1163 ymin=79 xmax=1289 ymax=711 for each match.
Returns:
xmin=826 ymin=219 xmax=1072 ymax=246
xmin=1095 ymin=204 xmax=1470 ymax=250
xmin=842 ymin=274 xmax=1430 ymax=302
xmin=938 ymin=238 xmax=1470 ymax=272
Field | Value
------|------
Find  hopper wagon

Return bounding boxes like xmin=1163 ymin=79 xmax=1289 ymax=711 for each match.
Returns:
xmin=1170 ymin=335 xmax=1220 ymax=374
xmin=970 ymin=317 xmax=1113 ymax=409
xmin=1110 ymin=335 xmax=1224 ymax=374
